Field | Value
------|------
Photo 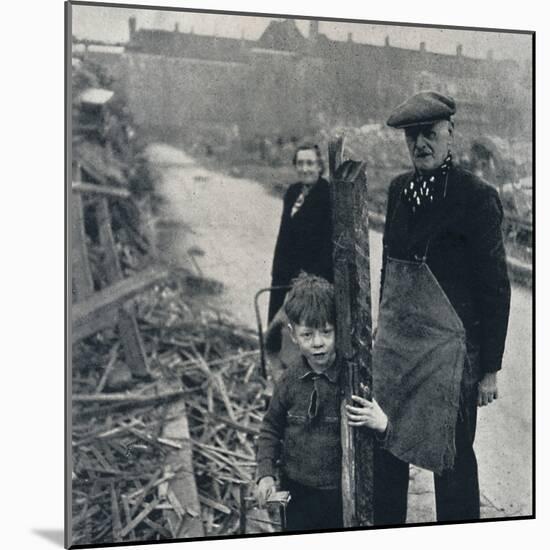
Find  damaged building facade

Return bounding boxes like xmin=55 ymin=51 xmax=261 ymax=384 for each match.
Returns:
xmin=82 ymin=17 xmax=531 ymax=147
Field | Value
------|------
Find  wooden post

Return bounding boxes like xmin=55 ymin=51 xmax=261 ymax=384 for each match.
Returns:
xmin=239 ymin=484 xmax=247 ymax=535
xmin=96 ymin=196 xmax=151 ymax=378
xmin=72 ymin=192 xmax=95 ymax=303
xmin=96 ymin=198 xmax=123 ymax=282
xmin=71 ymin=162 xmax=94 ymax=303
xmin=329 ymin=137 xmax=374 ymax=527
xmin=71 ymin=163 xmax=94 ymax=303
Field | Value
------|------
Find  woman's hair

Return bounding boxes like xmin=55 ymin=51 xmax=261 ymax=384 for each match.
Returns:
xmin=292 ymin=142 xmax=325 ymax=175
xmin=284 ymin=272 xmax=335 ymax=328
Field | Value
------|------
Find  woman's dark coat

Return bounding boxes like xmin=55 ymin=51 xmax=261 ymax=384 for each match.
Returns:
xmin=268 ymin=177 xmax=333 ymax=321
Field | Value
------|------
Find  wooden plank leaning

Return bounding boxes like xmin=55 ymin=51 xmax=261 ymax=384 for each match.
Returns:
xmin=329 ymin=137 xmax=374 ymax=527
xmin=96 ymin=197 xmax=151 ymax=378
xmin=157 ymin=379 xmax=205 ymax=538
xmin=72 ymin=265 xmax=169 ymax=343
xmin=72 ymin=192 xmax=95 ymax=303
xmin=72 ymin=181 xmax=131 ymax=199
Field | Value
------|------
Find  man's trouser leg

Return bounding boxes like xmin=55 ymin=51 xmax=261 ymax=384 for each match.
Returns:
xmin=374 ymin=444 xmax=409 ymax=526
xmin=374 ymin=384 xmax=479 ymax=525
xmin=433 ymin=384 xmax=480 ymax=522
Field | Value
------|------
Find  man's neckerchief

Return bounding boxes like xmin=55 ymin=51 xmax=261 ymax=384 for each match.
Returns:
xmin=402 ymin=153 xmax=453 ymax=214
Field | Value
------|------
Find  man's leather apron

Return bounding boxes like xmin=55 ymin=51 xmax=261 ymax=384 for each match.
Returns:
xmin=373 ymin=250 xmax=467 ymax=475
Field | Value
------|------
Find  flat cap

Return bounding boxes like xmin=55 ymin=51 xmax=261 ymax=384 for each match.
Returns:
xmin=387 ymin=91 xmax=456 ymax=128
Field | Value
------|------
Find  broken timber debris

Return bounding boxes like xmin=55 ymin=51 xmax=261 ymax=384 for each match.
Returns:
xmin=72 ymin=266 xmax=169 ymax=342
xmin=72 ymin=278 xmax=271 ymax=544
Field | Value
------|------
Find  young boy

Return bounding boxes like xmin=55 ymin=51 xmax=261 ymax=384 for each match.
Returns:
xmin=256 ymin=273 xmax=388 ymax=532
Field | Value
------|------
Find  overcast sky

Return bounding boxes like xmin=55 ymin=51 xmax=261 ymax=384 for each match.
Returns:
xmin=71 ymin=4 xmax=532 ymax=63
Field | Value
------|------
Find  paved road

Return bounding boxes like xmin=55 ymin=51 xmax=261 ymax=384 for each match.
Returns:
xmin=147 ymin=143 xmax=533 ymax=523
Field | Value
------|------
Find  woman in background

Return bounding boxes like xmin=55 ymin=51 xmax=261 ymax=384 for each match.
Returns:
xmin=268 ymin=142 xmax=333 ymax=322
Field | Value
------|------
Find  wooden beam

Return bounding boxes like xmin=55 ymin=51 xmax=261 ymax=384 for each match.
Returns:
xmin=71 ymin=193 xmax=95 ymax=303
xmin=97 ymin=197 xmax=150 ymax=377
xmin=329 ymin=137 xmax=374 ymax=527
xmin=72 ymin=182 xmax=131 ymax=199
xmin=96 ymin=198 xmax=123 ymax=282
xmin=72 ymin=389 xmax=187 ymax=404
xmin=157 ymin=380 xmax=205 ymax=538
xmin=72 ymin=266 xmax=169 ymax=342
xmin=118 ymin=307 xmax=151 ymax=378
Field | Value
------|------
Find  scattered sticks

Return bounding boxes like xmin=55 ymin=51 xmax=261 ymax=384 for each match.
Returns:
xmin=72 ymin=280 xmax=270 ymax=544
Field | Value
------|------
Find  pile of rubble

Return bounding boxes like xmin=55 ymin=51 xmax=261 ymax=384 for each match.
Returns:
xmin=72 ymin=279 xmax=272 ymax=544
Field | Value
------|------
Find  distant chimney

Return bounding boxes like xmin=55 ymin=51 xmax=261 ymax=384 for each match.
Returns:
xmin=129 ymin=17 xmax=137 ymax=40
xmin=419 ymin=41 xmax=426 ymax=52
xmin=385 ymin=35 xmax=390 ymax=47
xmin=487 ymin=49 xmax=494 ymax=60
xmin=174 ymin=22 xmax=179 ymax=33
xmin=456 ymin=44 xmax=463 ymax=57
xmin=310 ymin=20 xmax=319 ymax=39
xmin=347 ymin=32 xmax=353 ymax=42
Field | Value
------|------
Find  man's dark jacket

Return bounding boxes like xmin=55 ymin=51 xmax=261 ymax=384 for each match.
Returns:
xmin=381 ymin=165 xmax=511 ymax=377
xmin=268 ymin=177 xmax=333 ymax=321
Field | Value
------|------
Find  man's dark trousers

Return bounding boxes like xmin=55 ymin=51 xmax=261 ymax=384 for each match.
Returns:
xmin=373 ymin=383 xmax=480 ymax=525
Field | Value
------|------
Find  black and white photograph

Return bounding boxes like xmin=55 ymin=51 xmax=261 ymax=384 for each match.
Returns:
xmin=65 ymin=0 xmax=533 ymax=547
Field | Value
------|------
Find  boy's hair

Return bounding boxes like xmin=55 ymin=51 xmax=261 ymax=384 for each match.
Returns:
xmin=284 ymin=273 xmax=335 ymax=328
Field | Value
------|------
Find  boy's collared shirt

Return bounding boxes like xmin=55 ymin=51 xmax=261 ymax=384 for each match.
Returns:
xmin=256 ymin=357 xmax=342 ymax=490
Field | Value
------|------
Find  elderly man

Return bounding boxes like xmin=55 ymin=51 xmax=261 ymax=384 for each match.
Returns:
xmin=372 ymin=91 xmax=511 ymax=525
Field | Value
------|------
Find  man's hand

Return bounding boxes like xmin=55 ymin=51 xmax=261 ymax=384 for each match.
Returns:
xmin=346 ymin=395 xmax=388 ymax=433
xmin=478 ymin=372 xmax=498 ymax=407
xmin=256 ymin=476 xmax=276 ymax=508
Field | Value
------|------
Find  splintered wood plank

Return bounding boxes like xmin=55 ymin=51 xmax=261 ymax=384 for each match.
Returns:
xmin=72 ymin=192 xmax=94 ymax=303
xmin=110 ymin=483 xmax=123 ymax=542
xmin=72 ymin=266 xmax=169 ymax=342
xmin=158 ymin=380 xmax=204 ymax=538
xmin=118 ymin=306 xmax=150 ymax=378
xmin=119 ymin=498 xmax=160 ymax=539
xmin=96 ymin=197 xmax=123 ymax=282
xmin=329 ymin=137 xmax=374 ymax=527
xmin=96 ymin=197 xmax=149 ymax=377
xmin=72 ymin=182 xmax=131 ymax=199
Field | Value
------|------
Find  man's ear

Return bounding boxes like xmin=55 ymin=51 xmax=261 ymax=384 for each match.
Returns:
xmin=447 ymin=121 xmax=455 ymax=150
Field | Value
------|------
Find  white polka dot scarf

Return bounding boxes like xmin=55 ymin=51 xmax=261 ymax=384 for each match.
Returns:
xmin=402 ymin=153 xmax=453 ymax=214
